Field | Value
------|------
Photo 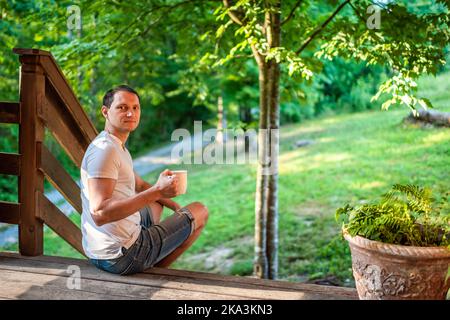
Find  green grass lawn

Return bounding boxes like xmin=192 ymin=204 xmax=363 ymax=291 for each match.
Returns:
xmin=2 ymin=71 xmax=449 ymax=287
xmin=166 ymin=110 xmax=449 ymax=285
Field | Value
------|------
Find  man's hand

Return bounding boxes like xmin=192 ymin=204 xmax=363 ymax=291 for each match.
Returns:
xmin=134 ymin=170 xmax=180 ymax=211
xmin=159 ymin=198 xmax=181 ymax=212
xmin=154 ymin=169 xmax=178 ymax=198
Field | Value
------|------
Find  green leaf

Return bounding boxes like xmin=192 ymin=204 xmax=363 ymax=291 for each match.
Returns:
xmin=418 ymin=98 xmax=434 ymax=110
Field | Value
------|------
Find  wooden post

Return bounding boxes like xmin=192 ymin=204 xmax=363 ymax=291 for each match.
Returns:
xmin=18 ymin=55 xmax=45 ymax=256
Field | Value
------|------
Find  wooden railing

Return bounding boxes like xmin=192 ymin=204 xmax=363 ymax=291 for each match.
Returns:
xmin=0 ymin=48 xmax=98 ymax=257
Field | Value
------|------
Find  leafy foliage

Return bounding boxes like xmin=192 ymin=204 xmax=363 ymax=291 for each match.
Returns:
xmin=336 ymin=184 xmax=450 ymax=247
xmin=1 ymin=0 xmax=450 ymax=211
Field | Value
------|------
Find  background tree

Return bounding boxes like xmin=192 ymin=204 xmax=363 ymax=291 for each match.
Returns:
xmin=212 ymin=0 xmax=449 ymax=279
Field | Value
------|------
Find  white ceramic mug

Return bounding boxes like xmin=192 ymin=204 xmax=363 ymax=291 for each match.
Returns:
xmin=171 ymin=170 xmax=187 ymax=195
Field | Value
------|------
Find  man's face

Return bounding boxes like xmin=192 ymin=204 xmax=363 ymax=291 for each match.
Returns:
xmin=102 ymin=90 xmax=141 ymax=133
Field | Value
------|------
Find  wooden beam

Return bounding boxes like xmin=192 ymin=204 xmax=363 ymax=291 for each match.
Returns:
xmin=0 ymin=252 xmax=358 ymax=300
xmin=39 ymin=55 xmax=98 ymax=142
xmin=0 ymin=270 xmax=132 ymax=300
xmin=18 ymin=55 xmax=45 ymax=256
xmin=12 ymin=47 xmax=98 ymax=165
xmin=37 ymin=192 xmax=85 ymax=257
xmin=42 ymin=84 xmax=88 ymax=167
xmin=40 ymin=145 xmax=82 ymax=214
xmin=12 ymin=48 xmax=52 ymax=56
xmin=0 ymin=102 xmax=20 ymax=124
xmin=0 ymin=201 xmax=20 ymax=224
xmin=0 ymin=152 xmax=20 ymax=176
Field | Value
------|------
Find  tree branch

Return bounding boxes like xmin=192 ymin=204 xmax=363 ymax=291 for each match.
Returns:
xmin=138 ymin=15 xmax=164 ymax=38
xmin=114 ymin=0 xmax=218 ymax=42
xmin=295 ymin=0 xmax=351 ymax=55
xmin=223 ymin=0 xmax=265 ymax=67
xmin=223 ymin=0 xmax=244 ymax=26
xmin=349 ymin=1 xmax=367 ymax=25
xmin=281 ymin=0 xmax=303 ymax=26
xmin=114 ymin=10 xmax=149 ymax=42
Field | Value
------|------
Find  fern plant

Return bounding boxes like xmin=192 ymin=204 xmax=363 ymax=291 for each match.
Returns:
xmin=336 ymin=184 xmax=450 ymax=247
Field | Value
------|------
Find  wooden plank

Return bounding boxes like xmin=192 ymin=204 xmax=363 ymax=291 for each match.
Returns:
xmin=40 ymin=145 xmax=82 ymax=214
xmin=0 ymin=253 xmax=357 ymax=299
xmin=0 ymin=102 xmax=20 ymax=124
xmin=0 ymin=268 xmax=250 ymax=300
xmin=0 ymin=260 xmax=293 ymax=300
xmin=0 ymin=253 xmax=358 ymax=299
xmin=13 ymin=48 xmax=97 ymax=140
xmin=18 ymin=55 xmax=45 ymax=256
xmin=0 ymin=270 xmax=131 ymax=300
xmin=37 ymin=193 xmax=85 ymax=257
xmin=0 ymin=256 xmax=287 ymax=300
xmin=42 ymin=84 xmax=88 ymax=167
xmin=0 ymin=201 xmax=20 ymax=224
xmin=12 ymin=48 xmax=52 ymax=56
xmin=145 ymin=268 xmax=358 ymax=299
xmin=0 ymin=251 xmax=90 ymax=265
xmin=0 ymin=152 xmax=20 ymax=176
xmin=12 ymin=48 xmax=98 ymax=165
xmin=39 ymin=54 xmax=98 ymax=142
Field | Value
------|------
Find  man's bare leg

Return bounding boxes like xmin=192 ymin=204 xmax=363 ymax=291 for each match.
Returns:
xmin=148 ymin=201 xmax=164 ymax=224
xmin=154 ymin=202 xmax=208 ymax=268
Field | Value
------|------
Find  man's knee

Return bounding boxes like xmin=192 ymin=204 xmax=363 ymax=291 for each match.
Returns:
xmin=186 ymin=201 xmax=208 ymax=229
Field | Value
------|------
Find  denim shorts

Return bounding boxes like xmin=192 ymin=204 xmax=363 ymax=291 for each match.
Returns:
xmin=90 ymin=206 xmax=195 ymax=275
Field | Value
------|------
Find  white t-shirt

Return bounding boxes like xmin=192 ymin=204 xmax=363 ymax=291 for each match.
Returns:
xmin=80 ymin=130 xmax=141 ymax=260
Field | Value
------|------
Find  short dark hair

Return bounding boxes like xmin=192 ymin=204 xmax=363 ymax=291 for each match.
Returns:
xmin=102 ymin=85 xmax=140 ymax=108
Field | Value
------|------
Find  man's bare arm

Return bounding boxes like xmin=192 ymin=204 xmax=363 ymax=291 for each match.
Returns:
xmin=90 ymin=170 xmax=177 ymax=226
xmin=134 ymin=171 xmax=151 ymax=193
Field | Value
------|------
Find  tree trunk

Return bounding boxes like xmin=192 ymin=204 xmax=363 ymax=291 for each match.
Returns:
xmin=266 ymin=5 xmax=281 ymax=280
xmin=405 ymin=109 xmax=450 ymax=127
xmin=254 ymin=61 xmax=269 ymax=279
xmin=253 ymin=0 xmax=282 ymax=279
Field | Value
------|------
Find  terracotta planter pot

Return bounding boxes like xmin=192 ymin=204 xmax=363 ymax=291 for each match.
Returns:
xmin=344 ymin=232 xmax=450 ymax=300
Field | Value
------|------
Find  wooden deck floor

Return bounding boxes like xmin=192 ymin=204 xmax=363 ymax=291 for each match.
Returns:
xmin=0 ymin=252 xmax=357 ymax=300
